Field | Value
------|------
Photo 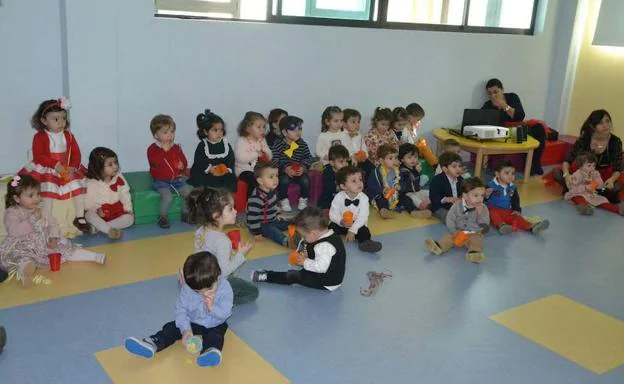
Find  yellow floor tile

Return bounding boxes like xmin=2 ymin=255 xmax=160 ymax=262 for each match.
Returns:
xmin=490 ymin=294 xmax=624 ymax=374
xmin=95 ymin=331 xmax=288 ymax=384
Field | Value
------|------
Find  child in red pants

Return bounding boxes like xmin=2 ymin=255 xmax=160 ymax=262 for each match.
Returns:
xmin=485 ymin=160 xmax=550 ymax=235
xmin=564 ymin=152 xmax=624 ymax=216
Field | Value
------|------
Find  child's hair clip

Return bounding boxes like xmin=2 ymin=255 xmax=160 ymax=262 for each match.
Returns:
xmin=59 ymin=96 xmax=71 ymax=110
xmin=10 ymin=175 xmax=21 ymax=187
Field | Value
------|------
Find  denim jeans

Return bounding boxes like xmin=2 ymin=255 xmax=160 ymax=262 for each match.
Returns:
xmin=278 ymin=173 xmax=310 ymax=200
xmin=260 ymin=219 xmax=290 ymax=246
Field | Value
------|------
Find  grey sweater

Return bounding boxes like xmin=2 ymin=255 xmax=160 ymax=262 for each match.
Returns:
xmin=445 ymin=200 xmax=490 ymax=233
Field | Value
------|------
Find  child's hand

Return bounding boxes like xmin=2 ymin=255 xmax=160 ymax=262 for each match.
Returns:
xmin=177 ymin=162 xmax=185 ymax=170
xmin=239 ymin=241 xmax=252 ymax=255
xmin=485 ymin=188 xmax=493 ymax=197
xmin=96 ymin=208 xmax=105 ymax=218
xmin=415 ymin=163 xmax=422 ymax=172
xmin=54 ymin=163 xmax=65 ymax=174
xmin=605 ymin=179 xmax=615 ymax=189
xmin=67 ymin=167 xmax=76 ymax=177
xmin=47 ymin=238 xmax=59 ymax=249
xmin=295 ymin=252 xmax=307 ymax=266
xmin=182 ymin=331 xmax=193 ymax=345
xmin=475 ymin=203 xmax=484 ymax=216
xmin=204 ymin=294 xmax=215 ymax=311
xmin=295 ymin=167 xmax=304 ymax=176
xmin=345 ymin=232 xmax=356 ymax=242
xmin=285 ymin=166 xmax=296 ymax=177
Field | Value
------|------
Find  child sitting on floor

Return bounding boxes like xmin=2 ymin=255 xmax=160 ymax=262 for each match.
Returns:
xmin=424 ymin=177 xmax=490 ymax=264
xmin=235 ymin=111 xmax=272 ymax=197
xmin=124 ymin=251 xmax=231 ymax=367
xmin=251 ymin=207 xmax=346 ymax=291
xmin=246 ymin=161 xmax=298 ymax=248
xmin=271 ymin=115 xmax=313 ymax=212
xmin=485 ymin=160 xmax=550 ymax=235
xmin=435 ymin=139 xmax=471 ymax=178
xmin=329 ymin=166 xmax=382 ymax=253
xmin=266 ymin=108 xmax=288 ymax=148
xmin=564 ymin=152 xmax=624 ymax=216
xmin=316 ymin=106 xmax=349 ymax=164
xmin=188 ymin=188 xmax=258 ymax=306
xmin=429 ymin=151 xmax=464 ymax=222
xmin=343 ymin=108 xmax=375 ymax=180
xmin=85 ymin=147 xmax=134 ymax=239
xmin=0 ymin=175 xmax=105 ymax=286
xmin=367 ymin=144 xmax=401 ymax=219
xmin=318 ymin=145 xmax=350 ymax=219
xmin=398 ymin=143 xmax=432 ymax=218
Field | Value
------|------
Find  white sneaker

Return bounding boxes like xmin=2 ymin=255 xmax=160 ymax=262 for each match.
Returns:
xmin=281 ymin=199 xmax=292 ymax=212
xmin=297 ymin=198 xmax=308 ymax=210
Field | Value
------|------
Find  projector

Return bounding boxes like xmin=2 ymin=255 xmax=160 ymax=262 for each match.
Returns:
xmin=463 ymin=125 xmax=509 ymax=140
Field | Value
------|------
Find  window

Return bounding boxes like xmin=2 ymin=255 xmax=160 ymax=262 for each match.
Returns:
xmin=155 ymin=0 xmax=539 ymax=35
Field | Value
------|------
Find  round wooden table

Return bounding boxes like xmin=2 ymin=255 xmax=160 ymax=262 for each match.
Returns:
xmin=432 ymin=128 xmax=539 ymax=183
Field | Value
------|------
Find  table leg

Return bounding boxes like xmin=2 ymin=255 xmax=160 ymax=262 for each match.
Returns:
xmin=524 ymin=149 xmax=534 ymax=183
xmin=474 ymin=149 xmax=483 ymax=179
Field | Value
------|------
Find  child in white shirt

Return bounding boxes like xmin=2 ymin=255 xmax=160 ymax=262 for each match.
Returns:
xmin=329 ymin=166 xmax=382 ymax=253
xmin=316 ymin=106 xmax=350 ymax=164
xmin=343 ymin=108 xmax=375 ymax=179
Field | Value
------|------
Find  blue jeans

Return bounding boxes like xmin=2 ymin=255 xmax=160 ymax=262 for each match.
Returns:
xmin=278 ymin=173 xmax=310 ymax=200
xmin=260 ymin=219 xmax=290 ymax=246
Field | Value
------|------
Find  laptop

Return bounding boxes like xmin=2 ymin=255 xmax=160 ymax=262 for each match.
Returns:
xmin=449 ymin=109 xmax=501 ymax=137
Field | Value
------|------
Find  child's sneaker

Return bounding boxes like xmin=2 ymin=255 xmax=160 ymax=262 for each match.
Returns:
xmin=197 ymin=347 xmax=222 ymax=367
xmin=108 ymin=228 xmax=122 ymax=240
xmin=531 ymin=220 xmax=550 ymax=235
xmin=158 ymin=216 xmax=171 ymax=228
xmin=379 ymin=208 xmax=393 ymax=219
xmin=410 ymin=209 xmax=432 ymax=219
xmin=251 ymin=270 xmax=268 ymax=283
xmin=358 ymin=240 xmax=382 ymax=253
xmin=576 ymin=204 xmax=594 ymax=216
xmin=17 ymin=261 xmax=36 ymax=287
xmin=465 ymin=251 xmax=485 ymax=264
xmin=297 ymin=197 xmax=308 ymax=210
xmin=281 ymin=199 xmax=292 ymax=212
xmin=124 ymin=337 xmax=156 ymax=359
xmin=498 ymin=224 xmax=513 ymax=235
xmin=73 ymin=217 xmax=91 ymax=233
xmin=424 ymin=239 xmax=442 ymax=255
xmin=95 ymin=253 xmax=106 ymax=265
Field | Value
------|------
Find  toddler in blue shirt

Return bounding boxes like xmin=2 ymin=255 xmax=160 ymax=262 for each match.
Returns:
xmin=124 ymin=251 xmax=233 ymax=367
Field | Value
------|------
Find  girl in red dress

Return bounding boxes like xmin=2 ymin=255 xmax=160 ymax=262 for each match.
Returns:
xmin=19 ymin=98 xmax=91 ymax=233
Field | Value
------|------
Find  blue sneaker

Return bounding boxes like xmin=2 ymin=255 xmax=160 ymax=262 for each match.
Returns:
xmin=124 ymin=337 xmax=156 ymax=359
xmin=196 ymin=347 xmax=222 ymax=367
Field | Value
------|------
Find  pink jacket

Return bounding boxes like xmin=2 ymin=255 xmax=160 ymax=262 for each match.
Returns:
xmin=234 ymin=137 xmax=272 ymax=176
xmin=4 ymin=206 xmax=60 ymax=239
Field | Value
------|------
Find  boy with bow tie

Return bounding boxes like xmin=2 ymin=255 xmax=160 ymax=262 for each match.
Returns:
xmin=424 ymin=177 xmax=490 ymax=264
xmin=329 ymin=166 xmax=382 ymax=253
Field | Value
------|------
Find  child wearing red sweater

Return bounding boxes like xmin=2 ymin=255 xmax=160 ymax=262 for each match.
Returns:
xmin=147 ymin=115 xmax=193 ymax=228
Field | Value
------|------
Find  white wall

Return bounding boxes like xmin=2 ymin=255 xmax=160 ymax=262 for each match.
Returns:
xmin=0 ymin=0 xmax=64 ymax=173
xmin=2 ymin=0 xmax=570 ymax=173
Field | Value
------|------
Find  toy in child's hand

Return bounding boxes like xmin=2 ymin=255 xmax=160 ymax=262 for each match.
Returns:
xmin=288 ymin=224 xmax=296 ymax=238
xmin=227 ymin=229 xmax=241 ymax=250
xmin=211 ymin=164 xmax=229 ymax=176
xmin=452 ymin=231 xmax=470 ymax=247
xmin=590 ymin=180 xmax=599 ymax=192
xmin=290 ymin=162 xmax=302 ymax=173
xmin=288 ymin=251 xmax=301 ymax=265
xmin=342 ymin=211 xmax=354 ymax=227
xmin=59 ymin=166 xmax=72 ymax=182
xmin=416 ymin=138 xmax=438 ymax=166
xmin=185 ymin=336 xmax=203 ymax=354
xmin=355 ymin=150 xmax=367 ymax=162
xmin=384 ymin=188 xmax=396 ymax=200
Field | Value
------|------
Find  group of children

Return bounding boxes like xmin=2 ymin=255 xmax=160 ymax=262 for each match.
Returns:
xmin=3 ymin=97 xmax=621 ymax=367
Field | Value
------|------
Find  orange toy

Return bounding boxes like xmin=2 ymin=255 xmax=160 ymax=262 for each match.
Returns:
xmin=355 ymin=150 xmax=367 ymax=162
xmin=453 ymin=231 xmax=470 ymax=247
xmin=288 ymin=224 xmax=296 ymax=238
xmin=211 ymin=164 xmax=229 ymax=176
xmin=384 ymin=188 xmax=396 ymax=200
xmin=343 ymin=211 xmax=354 ymax=226
xmin=288 ymin=251 xmax=300 ymax=265
xmin=290 ymin=162 xmax=302 ymax=173
xmin=416 ymin=138 xmax=438 ymax=166
xmin=590 ymin=180 xmax=598 ymax=192
xmin=59 ymin=166 xmax=72 ymax=182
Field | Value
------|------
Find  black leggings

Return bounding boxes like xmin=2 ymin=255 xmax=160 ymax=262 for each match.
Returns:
xmin=528 ymin=124 xmax=546 ymax=174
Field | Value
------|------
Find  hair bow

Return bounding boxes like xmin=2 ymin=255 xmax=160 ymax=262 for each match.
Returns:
xmin=10 ymin=176 xmax=21 ymax=187
xmin=59 ymin=96 xmax=71 ymax=110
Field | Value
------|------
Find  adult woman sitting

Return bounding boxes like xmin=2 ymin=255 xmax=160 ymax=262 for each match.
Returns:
xmin=481 ymin=78 xmax=546 ymax=175
xmin=546 ymin=109 xmax=623 ymax=202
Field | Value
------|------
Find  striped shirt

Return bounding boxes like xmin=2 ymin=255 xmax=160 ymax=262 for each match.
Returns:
xmin=271 ymin=138 xmax=313 ymax=170
xmin=246 ymin=188 xmax=279 ymax=235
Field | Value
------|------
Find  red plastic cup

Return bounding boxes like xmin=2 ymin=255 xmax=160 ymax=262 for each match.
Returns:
xmin=48 ymin=253 xmax=62 ymax=272
xmin=227 ymin=229 xmax=241 ymax=250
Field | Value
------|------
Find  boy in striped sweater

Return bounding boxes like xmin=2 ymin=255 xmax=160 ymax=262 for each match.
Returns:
xmin=271 ymin=116 xmax=313 ymax=212
xmin=246 ymin=161 xmax=298 ymax=248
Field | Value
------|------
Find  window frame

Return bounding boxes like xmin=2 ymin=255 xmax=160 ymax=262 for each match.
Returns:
xmin=154 ymin=0 xmax=541 ymax=36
